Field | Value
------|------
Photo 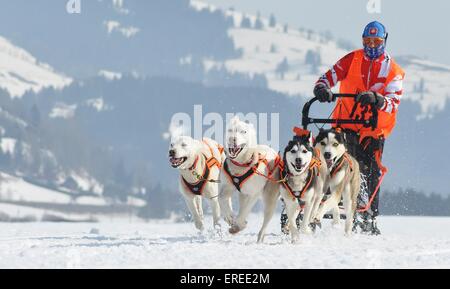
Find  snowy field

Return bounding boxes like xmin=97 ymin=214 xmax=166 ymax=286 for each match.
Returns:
xmin=1 ymin=214 xmax=450 ymax=269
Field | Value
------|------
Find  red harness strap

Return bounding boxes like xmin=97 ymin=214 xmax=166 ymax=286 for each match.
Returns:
xmin=357 ymin=149 xmax=388 ymax=213
xmin=330 ymin=152 xmax=353 ymax=178
xmin=223 ymin=153 xmax=280 ymax=191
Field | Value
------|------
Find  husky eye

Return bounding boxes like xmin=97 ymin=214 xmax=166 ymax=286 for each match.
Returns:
xmin=333 ymin=143 xmax=339 ymax=147
xmin=241 ymin=130 xmax=247 ymax=134
xmin=302 ymin=150 xmax=308 ymax=154
xmin=320 ymin=141 xmax=326 ymax=146
xmin=290 ymin=149 xmax=296 ymax=153
xmin=181 ymin=143 xmax=187 ymax=147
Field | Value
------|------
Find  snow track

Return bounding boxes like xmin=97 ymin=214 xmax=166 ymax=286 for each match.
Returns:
xmin=0 ymin=215 xmax=449 ymax=268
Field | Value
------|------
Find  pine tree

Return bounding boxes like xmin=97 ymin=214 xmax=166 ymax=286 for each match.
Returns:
xmin=254 ymin=12 xmax=264 ymax=30
xmin=30 ymin=104 xmax=41 ymax=128
xmin=276 ymin=57 xmax=289 ymax=80
xmin=240 ymin=16 xmax=252 ymax=29
xmin=269 ymin=13 xmax=276 ymax=27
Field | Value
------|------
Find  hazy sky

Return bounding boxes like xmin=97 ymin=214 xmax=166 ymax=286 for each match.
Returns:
xmin=203 ymin=0 xmax=450 ymax=65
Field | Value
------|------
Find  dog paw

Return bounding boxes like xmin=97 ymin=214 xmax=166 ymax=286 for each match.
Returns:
xmin=194 ymin=221 xmax=204 ymax=231
xmin=229 ymin=224 xmax=241 ymax=234
xmin=312 ymin=218 xmax=322 ymax=229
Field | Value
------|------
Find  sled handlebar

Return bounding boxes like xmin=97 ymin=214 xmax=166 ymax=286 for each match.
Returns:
xmin=301 ymin=93 xmax=378 ymax=130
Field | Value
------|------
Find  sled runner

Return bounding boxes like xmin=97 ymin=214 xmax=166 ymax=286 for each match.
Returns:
xmin=281 ymin=93 xmax=385 ymax=233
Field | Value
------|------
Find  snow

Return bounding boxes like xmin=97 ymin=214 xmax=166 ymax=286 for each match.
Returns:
xmin=0 ymin=106 xmax=28 ymax=128
xmin=69 ymin=170 xmax=104 ymax=195
xmin=0 ymin=138 xmax=16 ymax=155
xmin=103 ymin=20 xmax=139 ymax=38
xmin=0 ymin=214 xmax=449 ymax=268
xmin=0 ymin=172 xmax=121 ymax=207
xmin=0 ymin=203 xmax=94 ymax=222
xmin=49 ymin=103 xmax=77 ymax=119
xmin=0 ymin=172 xmax=72 ymax=204
xmin=0 ymin=36 xmax=72 ymax=98
xmin=98 ymin=70 xmax=122 ymax=81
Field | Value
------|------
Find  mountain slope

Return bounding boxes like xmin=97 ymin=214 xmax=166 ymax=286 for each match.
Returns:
xmin=0 ymin=36 xmax=71 ymax=98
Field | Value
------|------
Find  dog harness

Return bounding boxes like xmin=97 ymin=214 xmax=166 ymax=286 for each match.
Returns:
xmin=223 ymin=154 xmax=280 ymax=192
xmin=280 ymin=148 xmax=322 ymax=201
xmin=181 ymin=140 xmax=224 ymax=196
xmin=330 ymin=152 xmax=354 ymax=178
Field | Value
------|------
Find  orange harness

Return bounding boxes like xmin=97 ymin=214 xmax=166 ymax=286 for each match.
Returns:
xmin=330 ymin=152 xmax=353 ymax=178
xmin=280 ymin=148 xmax=322 ymax=201
xmin=223 ymin=153 xmax=281 ymax=192
xmin=181 ymin=140 xmax=224 ymax=196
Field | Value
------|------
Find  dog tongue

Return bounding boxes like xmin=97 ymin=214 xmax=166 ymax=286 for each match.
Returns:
xmin=326 ymin=159 xmax=333 ymax=168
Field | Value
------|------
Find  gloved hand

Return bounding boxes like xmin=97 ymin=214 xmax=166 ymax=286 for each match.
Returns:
xmin=313 ymin=83 xmax=333 ymax=103
xmin=355 ymin=91 xmax=385 ymax=109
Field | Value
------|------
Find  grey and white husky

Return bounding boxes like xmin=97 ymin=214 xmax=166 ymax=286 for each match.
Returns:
xmin=280 ymin=129 xmax=328 ymax=242
xmin=313 ymin=128 xmax=360 ymax=235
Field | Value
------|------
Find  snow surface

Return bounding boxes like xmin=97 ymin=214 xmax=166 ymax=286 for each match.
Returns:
xmin=0 ymin=214 xmax=449 ymax=268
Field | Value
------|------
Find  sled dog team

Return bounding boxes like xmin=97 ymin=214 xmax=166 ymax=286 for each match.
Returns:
xmin=168 ymin=116 xmax=360 ymax=243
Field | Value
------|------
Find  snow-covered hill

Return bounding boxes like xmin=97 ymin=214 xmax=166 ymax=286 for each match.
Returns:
xmin=0 ymin=36 xmax=72 ymax=98
xmin=0 ymin=214 xmax=449 ymax=268
xmin=191 ymin=0 xmax=450 ymax=118
xmin=0 ymin=171 xmax=146 ymax=222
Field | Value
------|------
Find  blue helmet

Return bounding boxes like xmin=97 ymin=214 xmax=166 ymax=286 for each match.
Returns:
xmin=362 ymin=21 xmax=388 ymax=59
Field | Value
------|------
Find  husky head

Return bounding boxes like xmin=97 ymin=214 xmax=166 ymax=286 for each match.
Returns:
xmin=168 ymin=136 xmax=201 ymax=170
xmin=283 ymin=131 xmax=314 ymax=176
xmin=225 ymin=116 xmax=257 ymax=160
xmin=315 ymin=128 xmax=347 ymax=169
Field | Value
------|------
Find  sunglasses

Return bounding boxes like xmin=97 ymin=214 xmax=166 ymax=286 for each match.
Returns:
xmin=363 ymin=37 xmax=384 ymax=47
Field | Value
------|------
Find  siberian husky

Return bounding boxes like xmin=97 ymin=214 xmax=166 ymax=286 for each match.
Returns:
xmin=313 ymin=128 xmax=360 ymax=235
xmin=169 ymin=136 xmax=225 ymax=231
xmin=219 ymin=116 xmax=280 ymax=243
xmin=279 ymin=128 xmax=328 ymax=242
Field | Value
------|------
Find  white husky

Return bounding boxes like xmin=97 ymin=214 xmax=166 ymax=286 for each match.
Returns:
xmin=313 ymin=128 xmax=360 ymax=235
xmin=219 ymin=116 xmax=280 ymax=243
xmin=279 ymin=129 xmax=328 ymax=242
xmin=169 ymin=136 xmax=225 ymax=231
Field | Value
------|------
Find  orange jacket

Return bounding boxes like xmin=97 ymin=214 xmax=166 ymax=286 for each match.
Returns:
xmin=318 ymin=49 xmax=405 ymax=139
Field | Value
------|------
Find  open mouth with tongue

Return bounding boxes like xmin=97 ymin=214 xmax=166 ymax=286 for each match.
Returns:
xmin=291 ymin=161 xmax=307 ymax=173
xmin=326 ymin=157 xmax=337 ymax=169
xmin=169 ymin=156 xmax=187 ymax=168
xmin=228 ymin=144 xmax=246 ymax=159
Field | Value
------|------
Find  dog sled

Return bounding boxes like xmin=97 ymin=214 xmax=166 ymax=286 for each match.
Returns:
xmin=280 ymin=93 xmax=386 ymax=234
